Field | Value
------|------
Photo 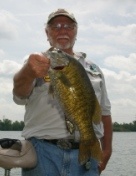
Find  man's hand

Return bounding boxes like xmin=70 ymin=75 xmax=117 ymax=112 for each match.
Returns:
xmin=98 ymin=115 xmax=112 ymax=174
xmin=98 ymin=149 xmax=112 ymax=174
xmin=25 ymin=53 xmax=50 ymax=79
xmin=13 ymin=53 xmax=50 ymax=98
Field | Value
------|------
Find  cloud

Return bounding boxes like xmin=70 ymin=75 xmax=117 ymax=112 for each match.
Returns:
xmin=102 ymin=68 xmax=136 ymax=95
xmin=0 ymin=60 xmax=21 ymax=96
xmin=0 ymin=59 xmax=23 ymax=121
xmin=0 ymin=97 xmax=24 ymax=121
xmin=102 ymin=67 xmax=136 ymax=122
xmin=0 ymin=49 xmax=5 ymax=59
xmin=0 ymin=78 xmax=13 ymax=95
xmin=0 ymin=10 xmax=19 ymax=40
xmin=0 ymin=0 xmax=136 ymax=123
xmin=77 ymin=21 xmax=136 ymax=60
xmin=104 ymin=53 xmax=136 ymax=72
xmin=0 ymin=60 xmax=21 ymax=76
xmin=87 ymin=22 xmax=136 ymax=46
xmin=111 ymin=98 xmax=136 ymax=123
xmin=104 ymin=24 xmax=136 ymax=47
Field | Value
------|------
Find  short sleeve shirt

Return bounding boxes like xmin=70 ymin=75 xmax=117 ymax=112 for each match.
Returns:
xmin=13 ymin=51 xmax=111 ymax=140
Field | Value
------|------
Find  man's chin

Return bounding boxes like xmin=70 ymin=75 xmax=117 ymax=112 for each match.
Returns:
xmin=55 ymin=44 xmax=70 ymax=50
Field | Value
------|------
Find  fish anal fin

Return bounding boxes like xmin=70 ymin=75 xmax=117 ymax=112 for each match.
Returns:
xmin=90 ymin=139 xmax=102 ymax=162
xmin=78 ymin=140 xmax=91 ymax=165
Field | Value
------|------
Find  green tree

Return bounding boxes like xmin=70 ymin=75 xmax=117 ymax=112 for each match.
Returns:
xmin=0 ymin=118 xmax=24 ymax=131
xmin=1 ymin=119 xmax=12 ymax=131
xmin=12 ymin=121 xmax=24 ymax=131
xmin=113 ymin=122 xmax=121 ymax=131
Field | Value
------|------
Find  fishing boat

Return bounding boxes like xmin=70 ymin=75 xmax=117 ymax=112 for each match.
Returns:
xmin=0 ymin=138 xmax=37 ymax=176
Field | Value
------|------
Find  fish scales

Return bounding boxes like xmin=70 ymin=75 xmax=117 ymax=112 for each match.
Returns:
xmin=46 ymin=48 xmax=102 ymax=165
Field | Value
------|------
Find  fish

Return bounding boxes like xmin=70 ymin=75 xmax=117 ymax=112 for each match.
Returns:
xmin=44 ymin=48 xmax=102 ymax=165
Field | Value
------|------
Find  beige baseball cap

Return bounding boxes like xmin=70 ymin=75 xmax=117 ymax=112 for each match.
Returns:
xmin=47 ymin=9 xmax=77 ymax=24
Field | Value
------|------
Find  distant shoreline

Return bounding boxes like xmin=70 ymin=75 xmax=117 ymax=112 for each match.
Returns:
xmin=0 ymin=119 xmax=136 ymax=132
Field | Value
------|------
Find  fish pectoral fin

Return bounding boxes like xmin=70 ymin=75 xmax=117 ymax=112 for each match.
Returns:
xmin=92 ymin=97 xmax=101 ymax=124
xmin=66 ymin=120 xmax=75 ymax=134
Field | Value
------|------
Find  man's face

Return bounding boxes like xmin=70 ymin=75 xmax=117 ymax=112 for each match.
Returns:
xmin=46 ymin=16 xmax=77 ymax=50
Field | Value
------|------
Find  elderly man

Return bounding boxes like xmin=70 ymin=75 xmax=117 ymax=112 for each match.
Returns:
xmin=13 ymin=9 xmax=112 ymax=176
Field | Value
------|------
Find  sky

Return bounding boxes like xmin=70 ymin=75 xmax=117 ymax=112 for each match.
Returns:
xmin=0 ymin=0 xmax=136 ymax=123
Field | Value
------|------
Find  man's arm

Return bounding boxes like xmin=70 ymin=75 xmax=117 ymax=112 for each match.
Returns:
xmin=13 ymin=53 xmax=50 ymax=98
xmin=99 ymin=115 xmax=113 ymax=173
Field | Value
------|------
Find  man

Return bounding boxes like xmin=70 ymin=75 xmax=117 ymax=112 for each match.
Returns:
xmin=13 ymin=9 xmax=112 ymax=176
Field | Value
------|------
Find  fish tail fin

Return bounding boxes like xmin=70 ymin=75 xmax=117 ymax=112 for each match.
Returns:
xmin=90 ymin=139 xmax=102 ymax=162
xmin=79 ymin=138 xmax=102 ymax=164
xmin=78 ymin=140 xmax=91 ymax=165
xmin=92 ymin=97 xmax=101 ymax=124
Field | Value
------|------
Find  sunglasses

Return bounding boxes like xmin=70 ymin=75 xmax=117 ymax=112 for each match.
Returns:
xmin=49 ymin=23 xmax=77 ymax=31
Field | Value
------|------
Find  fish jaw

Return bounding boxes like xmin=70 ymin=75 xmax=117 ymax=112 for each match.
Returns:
xmin=47 ymin=48 xmax=69 ymax=69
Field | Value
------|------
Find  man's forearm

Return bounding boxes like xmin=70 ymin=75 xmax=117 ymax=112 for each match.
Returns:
xmin=102 ymin=115 xmax=113 ymax=151
xmin=99 ymin=115 xmax=113 ymax=172
xmin=13 ymin=65 xmax=35 ymax=98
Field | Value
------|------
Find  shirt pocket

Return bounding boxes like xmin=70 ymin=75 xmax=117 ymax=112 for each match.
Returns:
xmin=87 ymin=72 xmax=102 ymax=93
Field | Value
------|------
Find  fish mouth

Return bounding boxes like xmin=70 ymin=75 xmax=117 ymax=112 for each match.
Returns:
xmin=53 ymin=66 xmax=65 ymax=70
xmin=48 ymin=48 xmax=69 ymax=70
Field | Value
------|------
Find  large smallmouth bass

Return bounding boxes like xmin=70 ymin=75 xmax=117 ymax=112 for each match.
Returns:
xmin=44 ymin=48 xmax=102 ymax=165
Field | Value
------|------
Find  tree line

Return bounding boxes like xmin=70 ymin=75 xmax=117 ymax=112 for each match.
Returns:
xmin=0 ymin=118 xmax=24 ymax=131
xmin=0 ymin=118 xmax=136 ymax=131
xmin=113 ymin=121 xmax=136 ymax=132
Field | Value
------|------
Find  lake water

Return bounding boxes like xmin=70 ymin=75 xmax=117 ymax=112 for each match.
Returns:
xmin=0 ymin=132 xmax=136 ymax=176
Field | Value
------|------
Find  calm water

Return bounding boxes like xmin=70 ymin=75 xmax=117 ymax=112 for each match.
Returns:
xmin=0 ymin=132 xmax=136 ymax=176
